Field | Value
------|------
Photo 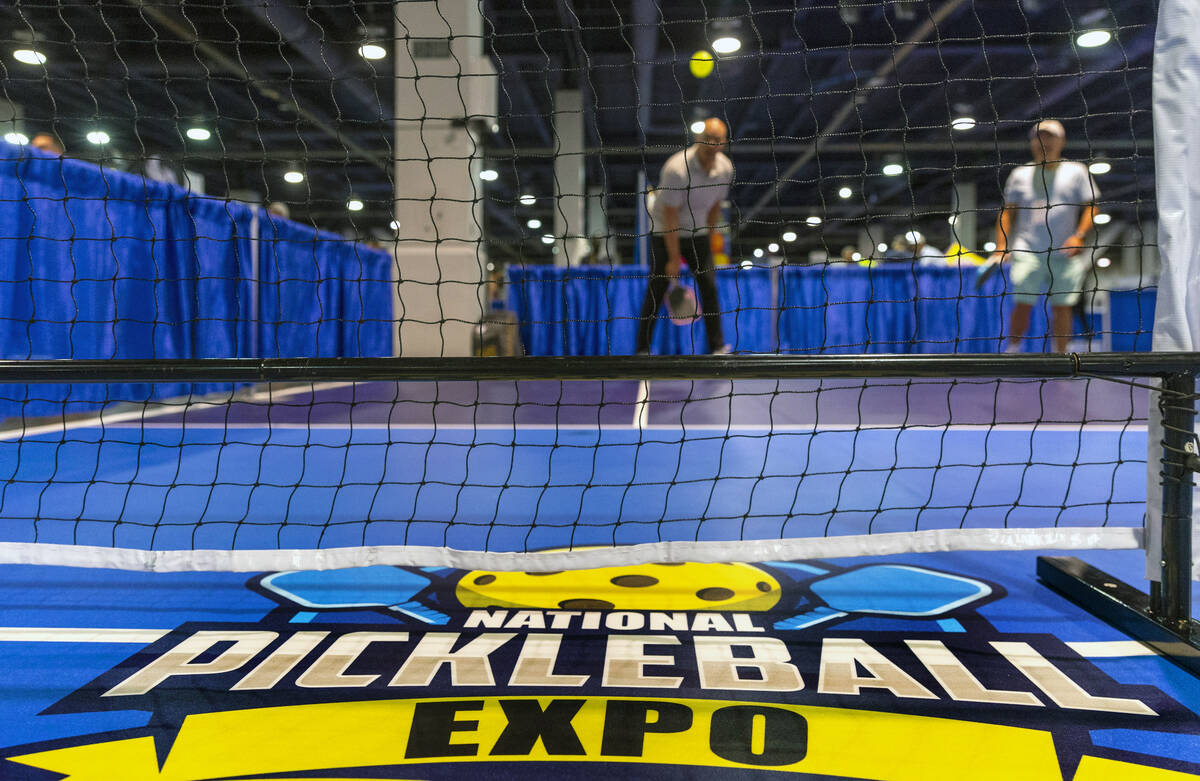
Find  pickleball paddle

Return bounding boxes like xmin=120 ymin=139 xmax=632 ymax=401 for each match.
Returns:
xmin=261 ymin=565 xmax=449 ymax=624
xmin=773 ymin=564 xmax=992 ymax=630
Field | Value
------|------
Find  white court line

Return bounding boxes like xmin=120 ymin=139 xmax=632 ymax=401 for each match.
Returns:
xmin=0 ymin=630 xmax=1164 ymax=659
xmin=1065 ymin=640 xmax=1158 ymax=657
xmin=633 ymin=379 xmax=651 ymax=429
xmin=0 ymin=382 xmax=352 ymax=443
xmin=0 ymin=627 xmax=168 ymax=644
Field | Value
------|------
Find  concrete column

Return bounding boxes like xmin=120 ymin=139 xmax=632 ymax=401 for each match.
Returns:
xmin=553 ymin=89 xmax=586 ymax=268
xmin=635 ymin=169 xmax=649 ymax=267
xmin=586 ymin=185 xmax=619 ymax=264
xmin=393 ymin=0 xmax=495 ymax=356
xmin=951 ymin=181 xmax=978 ymax=251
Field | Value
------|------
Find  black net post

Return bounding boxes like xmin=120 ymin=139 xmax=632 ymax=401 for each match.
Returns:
xmin=1022 ymin=364 xmax=1199 ymax=679
xmin=1156 ymin=371 xmax=1197 ymax=633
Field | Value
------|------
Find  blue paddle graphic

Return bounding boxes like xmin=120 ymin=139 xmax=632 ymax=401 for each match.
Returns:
xmin=773 ymin=564 xmax=991 ymax=630
xmin=260 ymin=565 xmax=449 ymax=624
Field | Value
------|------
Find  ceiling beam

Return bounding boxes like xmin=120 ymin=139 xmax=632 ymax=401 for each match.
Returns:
xmin=631 ymin=0 xmax=658 ymax=145
xmin=120 ymin=0 xmax=389 ymax=173
xmin=742 ymin=0 xmax=971 ymax=223
xmin=230 ymin=0 xmax=387 ymax=123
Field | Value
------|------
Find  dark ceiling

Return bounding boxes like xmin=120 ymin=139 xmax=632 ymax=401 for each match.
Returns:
xmin=0 ymin=0 xmax=1156 ymax=263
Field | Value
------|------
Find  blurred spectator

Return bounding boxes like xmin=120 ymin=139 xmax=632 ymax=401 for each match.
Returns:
xmin=883 ymin=235 xmax=910 ymax=261
xmin=30 ymin=133 xmax=64 ymax=156
xmin=486 ymin=262 xmax=507 ymax=310
xmin=143 ymin=155 xmax=181 ymax=186
xmin=902 ymin=231 xmax=946 ymax=265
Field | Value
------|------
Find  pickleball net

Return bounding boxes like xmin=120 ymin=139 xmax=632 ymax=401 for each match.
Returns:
xmin=0 ymin=354 xmax=1192 ymax=573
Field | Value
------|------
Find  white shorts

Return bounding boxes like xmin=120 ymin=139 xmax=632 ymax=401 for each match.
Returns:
xmin=1008 ymin=249 xmax=1084 ymax=306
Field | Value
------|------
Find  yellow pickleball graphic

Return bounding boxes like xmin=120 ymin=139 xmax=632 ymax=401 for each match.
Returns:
xmin=456 ymin=560 xmax=781 ymax=612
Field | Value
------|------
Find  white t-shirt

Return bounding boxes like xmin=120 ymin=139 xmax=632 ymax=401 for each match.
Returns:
xmin=1002 ymin=161 xmax=1098 ymax=254
xmin=650 ymin=146 xmax=733 ymax=235
xmin=915 ymin=245 xmax=947 ymax=265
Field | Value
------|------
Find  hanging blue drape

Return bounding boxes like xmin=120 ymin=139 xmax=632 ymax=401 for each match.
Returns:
xmin=0 ymin=142 xmax=392 ymax=423
xmin=776 ymin=264 xmax=1030 ymax=353
xmin=256 ymin=214 xmax=393 ymax=359
xmin=508 ymin=264 xmax=775 ymax=355
xmin=1109 ymin=287 xmax=1156 ymax=352
xmin=510 ymin=263 xmax=1150 ymax=356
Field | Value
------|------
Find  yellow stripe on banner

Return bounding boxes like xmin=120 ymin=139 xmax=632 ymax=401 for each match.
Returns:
xmin=1074 ymin=756 xmax=1200 ymax=781
xmin=9 ymin=696 xmax=1071 ymax=780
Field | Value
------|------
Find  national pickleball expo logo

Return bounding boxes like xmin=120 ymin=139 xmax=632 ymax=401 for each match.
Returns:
xmin=4 ymin=559 xmax=1200 ymax=780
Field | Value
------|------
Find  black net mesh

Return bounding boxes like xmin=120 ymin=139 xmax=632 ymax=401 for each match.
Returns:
xmin=0 ymin=1 xmax=1169 ymax=567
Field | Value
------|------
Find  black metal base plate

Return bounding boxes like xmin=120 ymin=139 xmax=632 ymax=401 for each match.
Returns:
xmin=1037 ymin=556 xmax=1200 ymax=679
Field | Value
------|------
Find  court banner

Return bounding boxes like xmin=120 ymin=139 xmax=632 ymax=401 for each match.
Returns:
xmin=2 ymin=556 xmax=1199 ymax=779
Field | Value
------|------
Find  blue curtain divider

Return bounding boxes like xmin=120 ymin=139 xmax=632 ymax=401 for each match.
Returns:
xmin=508 ymin=265 xmax=776 ymax=356
xmin=1108 ymin=287 xmax=1156 ymax=352
xmin=510 ymin=263 xmax=1152 ymax=356
xmin=0 ymin=142 xmax=392 ymax=424
xmin=776 ymin=264 xmax=1031 ymax=354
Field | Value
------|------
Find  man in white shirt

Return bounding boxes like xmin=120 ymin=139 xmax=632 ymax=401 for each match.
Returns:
xmin=636 ymin=117 xmax=734 ymax=354
xmin=989 ymin=119 xmax=1098 ymax=353
xmin=901 ymin=231 xmax=946 ymax=265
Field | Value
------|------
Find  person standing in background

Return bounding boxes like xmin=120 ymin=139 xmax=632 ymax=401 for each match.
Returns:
xmin=988 ymin=120 xmax=1098 ymax=353
xmin=635 ymin=117 xmax=733 ymax=355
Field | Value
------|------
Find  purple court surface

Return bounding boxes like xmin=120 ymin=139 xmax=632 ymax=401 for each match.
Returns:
xmin=127 ymin=376 xmax=1147 ymax=428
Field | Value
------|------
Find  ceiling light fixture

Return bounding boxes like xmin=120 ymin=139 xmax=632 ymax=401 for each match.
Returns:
xmin=358 ymin=43 xmax=387 ymax=60
xmin=13 ymin=49 xmax=46 ymax=65
xmin=712 ymin=36 xmax=741 ymax=55
xmin=1076 ymin=30 xmax=1112 ymax=48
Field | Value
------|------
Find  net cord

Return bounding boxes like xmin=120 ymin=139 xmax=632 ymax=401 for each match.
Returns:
xmin=0 ymin=528 xmax=1143 ymax=574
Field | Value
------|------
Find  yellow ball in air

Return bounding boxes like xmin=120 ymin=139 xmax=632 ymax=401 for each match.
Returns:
xmin=689 ymin=50 xmax=715 ymax=79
